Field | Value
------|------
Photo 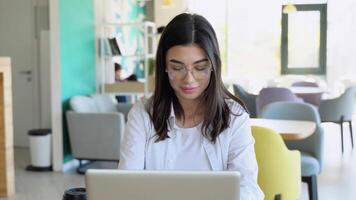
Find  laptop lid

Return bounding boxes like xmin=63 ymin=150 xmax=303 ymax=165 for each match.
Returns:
xmin=86 ymin=169 xmax=240 ymax=200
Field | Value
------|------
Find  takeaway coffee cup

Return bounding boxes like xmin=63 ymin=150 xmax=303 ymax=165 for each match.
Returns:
xmin=62 ymin=187 xmax=86 ymax=200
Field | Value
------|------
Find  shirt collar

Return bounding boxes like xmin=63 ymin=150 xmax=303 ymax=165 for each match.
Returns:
xmin=168 ymin=103 xmax=178 ymax=131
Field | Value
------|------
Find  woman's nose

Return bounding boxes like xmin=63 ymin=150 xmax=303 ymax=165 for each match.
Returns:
xmin=183 ymin=69 xmax=196 ymax=83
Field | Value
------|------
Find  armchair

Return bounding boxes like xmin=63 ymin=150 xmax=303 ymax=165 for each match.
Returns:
xmin=261 ymin=102 xmax=324 ymax=200
xmin=66 ymin=94 xmax=132 ymax=173
xmin=252 ymin=126 xmax=301 ymax=200
xmin=319 ymin=85 xmax=356 ymax=153
xmin=256 ymin=87 xmax=304 ymax=117
xmin=233 ymin=84 xmax=257 ymax=118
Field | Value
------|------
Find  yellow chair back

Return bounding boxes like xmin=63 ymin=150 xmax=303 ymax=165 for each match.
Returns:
xmin=252 ymin=126 xmax=301 ymax=200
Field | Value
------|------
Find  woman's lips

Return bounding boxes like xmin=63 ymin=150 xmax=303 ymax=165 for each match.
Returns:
xmin=181 ymin=86 xmax=199 ymax=94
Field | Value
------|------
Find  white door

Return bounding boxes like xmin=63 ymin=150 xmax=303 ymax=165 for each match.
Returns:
xmin=0 ymin=0 xmax=40 ymax=147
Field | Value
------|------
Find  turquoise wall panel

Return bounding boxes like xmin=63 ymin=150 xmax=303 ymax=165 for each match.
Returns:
xmin=60 ymin=0 xmax=96 ymax=162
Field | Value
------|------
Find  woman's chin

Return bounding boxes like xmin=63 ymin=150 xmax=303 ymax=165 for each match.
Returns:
xmin=176 ymin=91 xmax=202 ymax=102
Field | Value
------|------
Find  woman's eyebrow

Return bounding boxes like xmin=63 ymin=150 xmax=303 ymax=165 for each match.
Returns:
xmin=169 ymin=58 xmax=208 ymax=64
xmin=193 ymin=58 xmax=208 ymax=64
xmin=169 ymin=59 xmax=184 ymax=64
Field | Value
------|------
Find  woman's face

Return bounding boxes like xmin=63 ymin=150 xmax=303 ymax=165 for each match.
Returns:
xmin=165 ymin=44 xmax=212 ymax=103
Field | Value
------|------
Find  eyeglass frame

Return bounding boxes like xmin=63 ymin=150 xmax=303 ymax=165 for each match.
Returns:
xmin=165 ymin=64 xmax=214 ymax=80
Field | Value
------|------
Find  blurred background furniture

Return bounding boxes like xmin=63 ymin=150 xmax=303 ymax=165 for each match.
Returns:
xmin=256 ymin=87 xmax=304 ymax=117
xmin=252 ymin=126 xmax=301 ymax=200
xmin=290 ymin=81 xmax=323 ymax=107
xmin=99 ymin=22 xmax=156 ymax=98
xmin=233 ymin=84 xmax=257 ymax=117
xmin=268 ymin=76 xmax=327 ymax=89
xmin=318 ymin=85 xmax=356 ymax=153
xmin=250 ymin=118 xmax=316 ymax=141
xmin=66 ymin=94 xmax=132 ymax=173
xmin=292 ymin=81 xmax=319 ymax=87
xmin=261 ymin=102 xmax=324 ymax=200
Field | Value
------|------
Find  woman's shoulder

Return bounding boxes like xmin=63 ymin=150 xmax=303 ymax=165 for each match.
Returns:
xmin=222 ymin=99 xmax=250 ymax=138
xmin=129 ymin=98 xmax=151 ymax=117
xmin=225 ymin=98 xmax=246 ymax=115
xmin=225 ymin=98 xmax=250 ymax=127
xmin=128 ymin=99 xmax=154 ymax=132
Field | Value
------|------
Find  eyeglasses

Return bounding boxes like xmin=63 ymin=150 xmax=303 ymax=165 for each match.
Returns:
xmin=166 ymin=65 xmax=213 ymax=80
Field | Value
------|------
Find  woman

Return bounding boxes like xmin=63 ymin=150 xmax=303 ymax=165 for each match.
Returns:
xmin=119 ymin=13 xmax=264 ymax=199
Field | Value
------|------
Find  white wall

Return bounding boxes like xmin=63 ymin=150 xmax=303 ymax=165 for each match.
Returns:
xmin=327 ymin=0 xmax=356 ymax=90
xmin=154 ymin=0 xmax=188 ymax=27
xmin=226 ymin=0 xmax=282 ymax=93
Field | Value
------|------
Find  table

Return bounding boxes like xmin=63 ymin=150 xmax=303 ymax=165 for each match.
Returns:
xmin=250 ymin=118 xmax=316 ymax=140
xmin=289 ymin=86 xmax=324 ymax=106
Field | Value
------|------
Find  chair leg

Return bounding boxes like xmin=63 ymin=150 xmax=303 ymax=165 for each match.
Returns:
xmin=302 ymin=176 xmax=318 ymax=200
xmin=349 ymin=121 xmax=354 ymax=149
xmin=339 ymin=116 xmax=346 ymax=153
xmin=274 ymin=194 xmax=281 ymax=200
xmin=76 ymin=161 xmax=93 ymax=175
xmin=340 ymin=122 xmax=344 ymax=153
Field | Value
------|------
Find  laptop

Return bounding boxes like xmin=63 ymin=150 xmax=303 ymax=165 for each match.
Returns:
xmin=86 ymin=169 xmax=240 ymax=200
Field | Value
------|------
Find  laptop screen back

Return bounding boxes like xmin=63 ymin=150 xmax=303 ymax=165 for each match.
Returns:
xmin=86 ymin=169 xmax=240 ymax=200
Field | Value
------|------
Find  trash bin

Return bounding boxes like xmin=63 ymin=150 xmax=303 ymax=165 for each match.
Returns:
xmin=26 ymin=129 xmax=52 ymax=171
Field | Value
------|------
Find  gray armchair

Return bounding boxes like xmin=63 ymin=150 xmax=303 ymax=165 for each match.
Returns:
xmin=319 ymin=85 xmax=356 ymax=153
xmin=233 ymin=84 xmax=257 ymax=118
xmin=261 ymin=102 xmax=324 ymax=200
xmin=256 ymin=87 xmax=304 ymax=117
xmin=66 ymin=94 xmax=132 ymax=172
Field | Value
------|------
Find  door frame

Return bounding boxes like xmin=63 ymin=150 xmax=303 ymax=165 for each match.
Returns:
xmin=49 ymin=0 xmax=63 ymax=171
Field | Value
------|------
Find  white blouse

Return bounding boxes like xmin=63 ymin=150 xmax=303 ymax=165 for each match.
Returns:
xmin=173 ymin=124 xmax=211 ymax=170
xmin=118 ymin=100 xmax=264 ymax=200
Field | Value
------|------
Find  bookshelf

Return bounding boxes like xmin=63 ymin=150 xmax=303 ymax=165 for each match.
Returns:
xmin=98 ymin=21 xmax=157 ymax=97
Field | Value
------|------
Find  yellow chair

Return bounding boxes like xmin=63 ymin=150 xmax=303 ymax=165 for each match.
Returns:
xmin=252 ymin=126 xmax=301 ymax=200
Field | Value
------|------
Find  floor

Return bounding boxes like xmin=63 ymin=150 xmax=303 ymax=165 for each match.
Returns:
xmin=311 ymin=122 xmax=356 ymax=200
xmin=0 ymin=148 xmax=84 ymax=200
xmin=0 ymin=122 xmax=355 ymax=200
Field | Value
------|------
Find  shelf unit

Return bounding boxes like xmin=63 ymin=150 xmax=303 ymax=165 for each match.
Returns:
xmin=98 ymin=21 xmax=156 ymax=97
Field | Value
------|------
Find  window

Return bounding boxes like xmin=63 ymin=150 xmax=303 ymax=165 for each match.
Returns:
xmin=281 ymin=4 xmax=327 ymax=74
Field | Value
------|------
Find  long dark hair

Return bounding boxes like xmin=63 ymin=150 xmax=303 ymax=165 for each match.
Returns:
xmin=147 ymin=13 xmax=247 ymax=143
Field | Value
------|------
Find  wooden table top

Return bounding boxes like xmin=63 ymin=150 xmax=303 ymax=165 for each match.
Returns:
xmin=250 ymin=118 xmax=316 ymax=140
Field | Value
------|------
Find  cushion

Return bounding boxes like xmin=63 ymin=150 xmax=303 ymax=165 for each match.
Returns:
xmin=91 ymin=94 xmax=118 ymax=112
xmin=70 ymin=96 xmax=98 ymax=113
xmin=300 ymin=152 xmax=320 ymax=176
